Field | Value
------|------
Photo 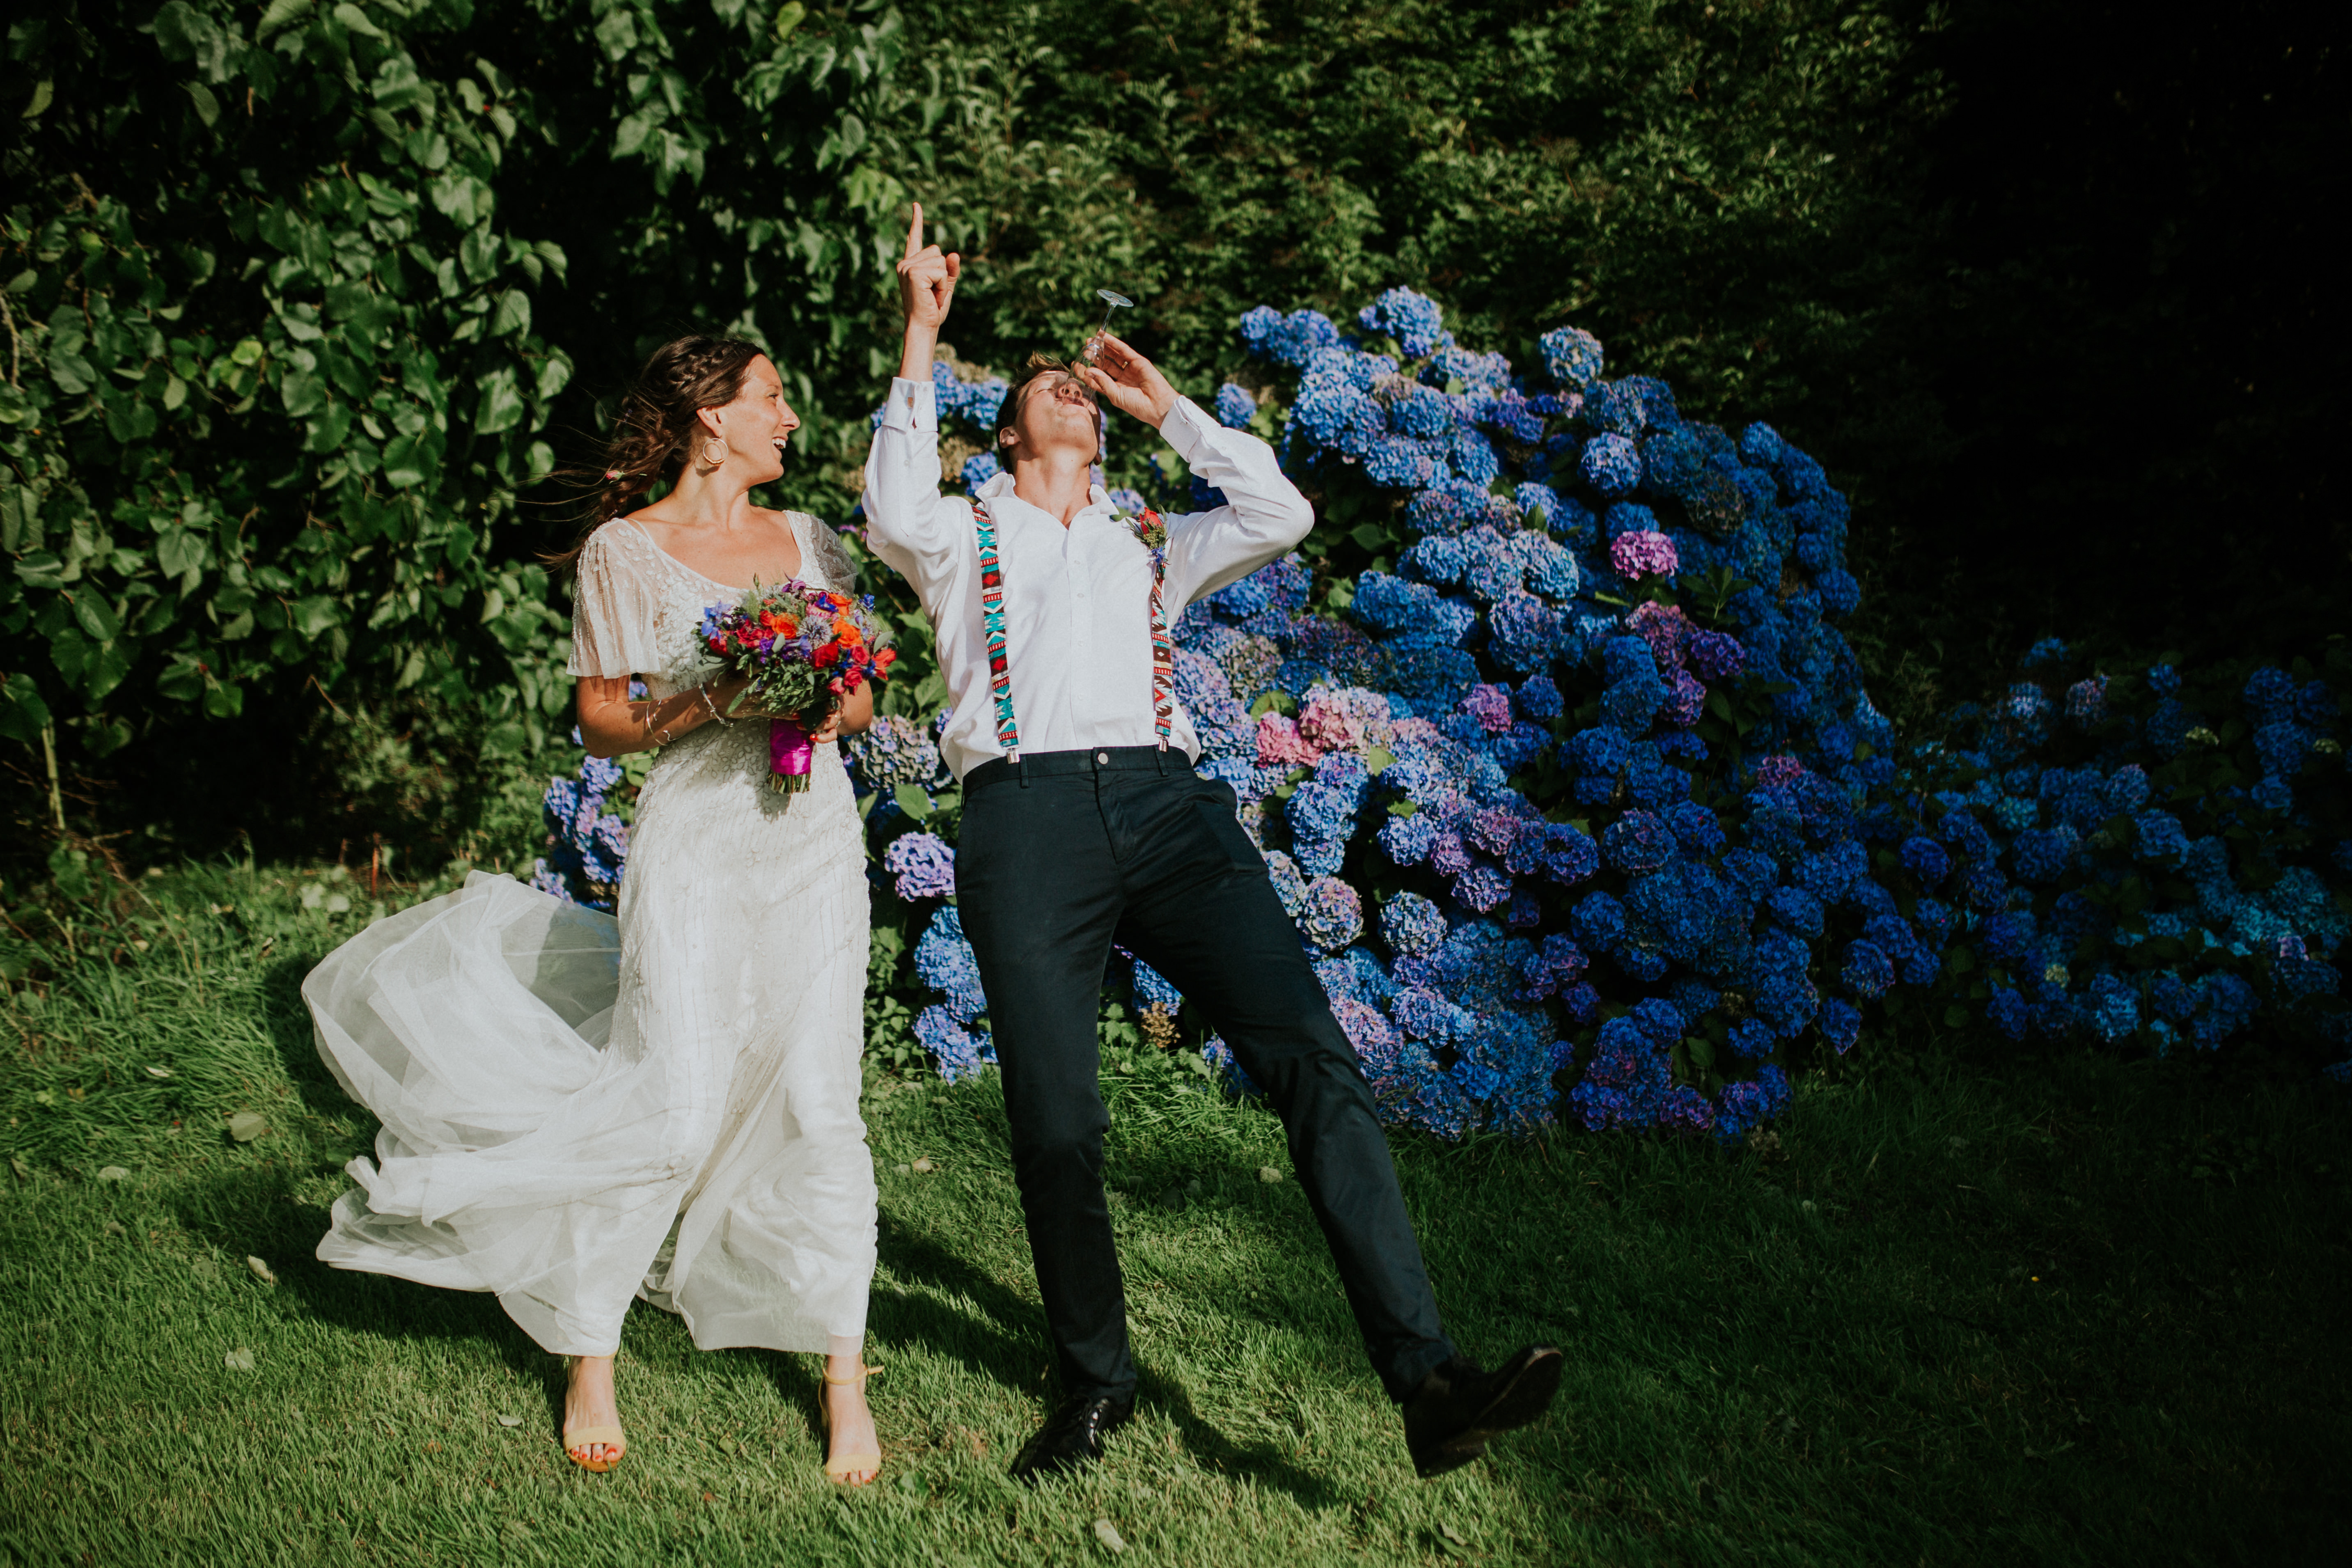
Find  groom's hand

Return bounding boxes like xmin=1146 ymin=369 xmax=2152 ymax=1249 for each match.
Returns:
xmin=896 ymin=202 xmax=959 ymax=331
xmin=1081 ymin=334 xmax=1178 ymax=430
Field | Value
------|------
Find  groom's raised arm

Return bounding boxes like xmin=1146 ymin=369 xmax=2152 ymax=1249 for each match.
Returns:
xmin=1079 ymin=333 xmax=1315 ymax=613
xmin=1153 ymin=394 xmax=1315 ymax=611
xmin=862 ymin=204 xmax=965 ymax=596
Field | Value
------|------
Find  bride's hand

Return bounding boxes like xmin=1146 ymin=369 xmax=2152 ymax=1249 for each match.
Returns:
xmin=809 ymin=711 xmax=844 ymax=745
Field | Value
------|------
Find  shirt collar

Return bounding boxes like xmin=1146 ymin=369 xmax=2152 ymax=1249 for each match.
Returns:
xmin=977 ymin=471 xmax=1117 ymax=518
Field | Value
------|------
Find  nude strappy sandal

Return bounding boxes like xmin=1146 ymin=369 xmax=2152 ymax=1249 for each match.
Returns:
xmin=563 ymin=1422 xmax=627 ymax=1473
xmin=820 ymin=1362 xmax=883 ymax=1485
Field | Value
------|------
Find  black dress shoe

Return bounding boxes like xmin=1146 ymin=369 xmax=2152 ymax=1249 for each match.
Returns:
xmin=1401 ymin=1346 xmax=1563 ymax=1479
xmin=1009 ymin=1392 xmax=1135 ymax=1485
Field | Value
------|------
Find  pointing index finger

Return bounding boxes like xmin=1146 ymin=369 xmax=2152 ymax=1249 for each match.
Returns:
xmin=903 ymin=202 xmax=924 ymax=262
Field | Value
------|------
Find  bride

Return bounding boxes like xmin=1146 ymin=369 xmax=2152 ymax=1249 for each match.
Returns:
xmin=302 ymin=335 xmax=885 ymax=1484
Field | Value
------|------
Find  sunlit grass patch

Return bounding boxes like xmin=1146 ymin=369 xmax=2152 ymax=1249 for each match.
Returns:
xmin=2 ymin=866 xmax=2347 ymax=1565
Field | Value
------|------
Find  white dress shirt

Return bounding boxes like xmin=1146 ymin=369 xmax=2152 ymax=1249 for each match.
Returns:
xmin=863 ymin=376 xmax=1316 ymax=780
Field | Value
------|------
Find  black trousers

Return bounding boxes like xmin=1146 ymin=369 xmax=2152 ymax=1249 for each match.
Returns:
xmin=955 ymin=745 xmax=1458 ymax=1404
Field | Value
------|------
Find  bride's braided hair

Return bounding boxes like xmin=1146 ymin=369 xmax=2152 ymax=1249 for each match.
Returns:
xmin=549 ymin=334 xmax=765 ymax=575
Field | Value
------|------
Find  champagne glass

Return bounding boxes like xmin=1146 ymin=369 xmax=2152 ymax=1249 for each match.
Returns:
xmin=1083 ymin=289 xmax=1133 ymax=364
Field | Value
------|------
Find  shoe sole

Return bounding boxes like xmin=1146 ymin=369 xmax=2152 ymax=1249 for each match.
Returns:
xmin=1412 ymin=1348 xmax=1565 ymax=1479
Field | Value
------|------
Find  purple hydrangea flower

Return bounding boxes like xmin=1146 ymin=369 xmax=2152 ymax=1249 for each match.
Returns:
xmin=1609 ymin=530 xmax=1679 ymax=580
xmin=883 ymin=831 xmax=957 ymax=901
xmin=1381 ymin=892 xmax=1449 ymax=956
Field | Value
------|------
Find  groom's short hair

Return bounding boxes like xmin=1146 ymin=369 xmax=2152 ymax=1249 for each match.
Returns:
xmin=993 ymin=351 xmax=1099 ymax=464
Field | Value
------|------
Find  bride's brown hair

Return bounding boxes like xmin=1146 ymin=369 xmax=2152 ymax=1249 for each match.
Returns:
xmin=548 ymin=334 xmax=766 ymax=575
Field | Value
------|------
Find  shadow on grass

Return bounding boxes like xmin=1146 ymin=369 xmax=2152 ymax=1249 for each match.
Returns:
xmin=256 ymin=952 xmax=362 ymax=1126
xmin=872 ymin=1207 xmax=1350 ymax=1508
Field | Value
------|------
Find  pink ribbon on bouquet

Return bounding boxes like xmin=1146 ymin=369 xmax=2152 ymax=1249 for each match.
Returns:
xmin=768 ymin=718 xmax=814 ymax=793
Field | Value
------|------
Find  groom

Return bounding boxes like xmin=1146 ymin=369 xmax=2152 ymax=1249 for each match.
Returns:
xmin=864 ymin=206 xmax=1561 ymax=1483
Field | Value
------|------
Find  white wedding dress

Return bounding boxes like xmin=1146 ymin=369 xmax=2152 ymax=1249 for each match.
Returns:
xmin=304 ymin=512 xmax=876 ymax=1358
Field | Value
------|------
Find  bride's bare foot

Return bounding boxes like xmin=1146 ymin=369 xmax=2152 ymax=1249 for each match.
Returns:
xmin=823 ymin=1354 xmax=881 ymax=1486
xmin=563 ymin=1353 xmax=626 ymax=1467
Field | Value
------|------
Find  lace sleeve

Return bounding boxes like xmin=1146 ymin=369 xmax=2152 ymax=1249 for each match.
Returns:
xmin=566 ymin=523 xmax=667 ymax=679
xmin=798 ymin=512 xmax=864 ymax=594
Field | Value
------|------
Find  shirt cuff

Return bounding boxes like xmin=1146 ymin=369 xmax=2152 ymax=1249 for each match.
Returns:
xmin=880 ymin=376 xmax=937 ymax=434
xmin=1157 ymin=395 xmax=1215 ymax=466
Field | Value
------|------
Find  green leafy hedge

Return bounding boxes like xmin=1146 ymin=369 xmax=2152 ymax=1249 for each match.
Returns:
xmin=0 ymin=0 xmax=950 ymax=783
xmin=4 ymin=0 xmax=1963 ymax=857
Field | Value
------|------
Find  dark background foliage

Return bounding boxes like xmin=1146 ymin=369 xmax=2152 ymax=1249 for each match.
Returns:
xmin=3 ymin=0 xmax=2343 ymax=871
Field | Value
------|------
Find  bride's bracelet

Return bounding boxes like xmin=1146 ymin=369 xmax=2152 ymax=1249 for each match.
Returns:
xmin=698 ymin=685 xmax=733 ymax=726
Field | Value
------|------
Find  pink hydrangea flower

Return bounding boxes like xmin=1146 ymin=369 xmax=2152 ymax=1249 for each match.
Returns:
xmin=1389 ymin=717 xmax=1444 ymax=747
xmin=1298 ymin=686 xmax=1397 ymax=754
xmin=1610 ymin=529 xmax=1679 ymax=580
xmin=1756 ymin=754 xmax=1806 ymax=788
xmin=1627 ymin=600 xmax=1692 ymax=669
xmin=1459 ymin=683 xmax=1514 ymax=735
xmin=1255 ymin=711 xmax=1324 ymax=766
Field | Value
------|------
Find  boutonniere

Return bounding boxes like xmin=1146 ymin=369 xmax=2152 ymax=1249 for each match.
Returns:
xmin=1120 ymin=508 xmax=1167 ymax=559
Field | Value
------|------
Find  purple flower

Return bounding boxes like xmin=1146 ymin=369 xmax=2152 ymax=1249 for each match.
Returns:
xmin=1466 ymin=806 xmax=1523 ymax=857
xmin=1544 ymin=825 xmax=1601 ymax=884
xmin=1688 ymin=629 xmax=1746 ymax=680
xmin=883 ymin=831 xmax=957 ymax=901
xmin=1609 ymin=530 xmax=1679 ymax=580
xmin=1454 ymin=864 xmax=1513 ymax=912
xmin=1460 ymin=683 xmax=1514 ymax=735
xmin=1660 ymin=667 xmax=1706 ymax=728
xmin=1298 ymin=876 xmax=1365 ymax=952
xmin=2064 ymin=676 xmax=2108 ymax=724
xmin=1430 ymin=831 xmax=1472 ymax=878
xmin=1381 ymin=892 xmax=1449 ymax=956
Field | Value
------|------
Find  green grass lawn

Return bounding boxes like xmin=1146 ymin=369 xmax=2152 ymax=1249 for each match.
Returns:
xmin=2 ymin=865 xmax=2348 ymax=1565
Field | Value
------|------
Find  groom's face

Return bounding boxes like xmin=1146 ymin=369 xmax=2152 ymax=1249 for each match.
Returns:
xmin=1002 ymin=370 xmax=1100 ymax=466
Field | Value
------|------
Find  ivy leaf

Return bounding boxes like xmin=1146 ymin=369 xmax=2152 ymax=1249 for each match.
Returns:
xmin=491 ymin=289 xmax=531 ymax=338
xmin=280 ymin=371 xmax=326 ymax=419
xmin=430 ymin=174 xmax=491 ymax=229
xmin=48 ymin=345 xmax=96 ymax=396
xmin=458 ymin=227 xmax=500 ymax=284
xmin=594 ymin=8 xmax=639 ymax=60
xmin=470 ymin=368 xmax=523 ymax=436
xmin=382 ymin=432 xmax=431 ymax=488
xmin=13 ymin=552 xmax=70 ymax=590
xmin=68 ymin=593 xmax=122 ymax=644
xmin=332 ymin=2 xmax=385 ymax=41
xmin=103 ymin=397 xmax=159 ymax=444
xmin=0 ymin=674 xmax=52 ymax=742
xmin=257 ymin=0 xmax=315 ymax=40
xmin=291 ymin=597 xmax=342 ymax=639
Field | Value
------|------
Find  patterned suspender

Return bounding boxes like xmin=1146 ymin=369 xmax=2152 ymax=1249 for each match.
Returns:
xmin=1132 ymin=511 xmax=1175 ymax=750
xmin=969 ymin=495 xmax=1174 ymax=761
xmin=972 ymin=495 xmax=1021 ymax=763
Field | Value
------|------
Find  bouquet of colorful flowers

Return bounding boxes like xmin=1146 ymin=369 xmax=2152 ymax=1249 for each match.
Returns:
xmin=700 ymin=580 xmax=896 ymax=792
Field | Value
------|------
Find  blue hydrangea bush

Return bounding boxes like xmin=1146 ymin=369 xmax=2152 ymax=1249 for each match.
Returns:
xmin=1898 ymin=640 xmax=2350 ymax=1068
xmin=532 ymin=291 xmax=2352 ymax=1131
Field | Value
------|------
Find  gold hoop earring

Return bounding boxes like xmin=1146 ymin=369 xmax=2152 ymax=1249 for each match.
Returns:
xmin=701 ymin=436 xmax=728 ymax=467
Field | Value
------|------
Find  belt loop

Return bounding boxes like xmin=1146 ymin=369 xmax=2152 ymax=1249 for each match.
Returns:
xmin=1016 ymin=752 xmax=1029 ymax=789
